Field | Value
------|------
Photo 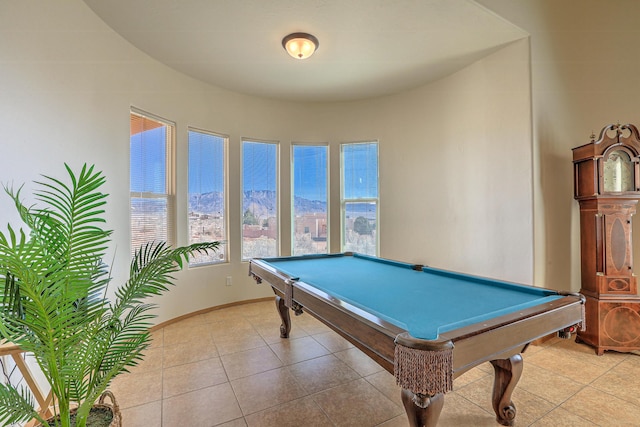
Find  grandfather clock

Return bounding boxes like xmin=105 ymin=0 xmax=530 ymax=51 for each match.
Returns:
xmin=573 ymin=123 xmax=640 ymax=355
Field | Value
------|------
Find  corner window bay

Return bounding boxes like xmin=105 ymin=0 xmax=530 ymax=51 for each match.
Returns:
xmin=242 ymin=140 xmax=279 ymax=260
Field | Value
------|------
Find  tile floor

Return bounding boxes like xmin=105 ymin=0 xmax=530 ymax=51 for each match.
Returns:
xmin=109 ymin=300 xmax=640 ymax=426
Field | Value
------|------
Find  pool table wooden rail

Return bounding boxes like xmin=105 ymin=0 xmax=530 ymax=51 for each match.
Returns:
xmin=446 ymin=295 xmax=585 ymax=375
xmin=248 ymin=257 xmax=585 ymax=427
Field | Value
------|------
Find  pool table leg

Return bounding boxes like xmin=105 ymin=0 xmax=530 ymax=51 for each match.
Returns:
xmin=490 ymin=354 xmax=523 ymax=426
xmin=401 ymin=389 xmax=444 ymax=427
xmin=275 ymin=295 xmax=291 ymax=338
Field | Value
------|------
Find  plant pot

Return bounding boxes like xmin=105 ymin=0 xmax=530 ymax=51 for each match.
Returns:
xmin=39 ymin=391 xmax=122 ymax=427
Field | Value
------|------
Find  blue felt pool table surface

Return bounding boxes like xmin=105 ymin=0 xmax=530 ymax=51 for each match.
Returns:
xmin=261 ymin=253 xmax=562 ymax=340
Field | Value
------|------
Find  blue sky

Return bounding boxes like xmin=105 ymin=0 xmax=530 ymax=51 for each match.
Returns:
xmin=293 ymin=145 xmax=327 ymax=201
xmin=133 ymin=129 xmax=377 ymax=201
xmin=343 ymin=142 xmax=378 ymax=199
xmin=130 ymin=127 xmax=167 ymax=193
xmin=242 ymin=141 xmax=277 ymax=194
xmin=189 ymin=131 xmax=224 ymax=194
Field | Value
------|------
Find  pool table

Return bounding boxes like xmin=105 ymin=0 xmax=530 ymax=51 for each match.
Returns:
xmin=249 ymin=252 xmax=584 ymax=427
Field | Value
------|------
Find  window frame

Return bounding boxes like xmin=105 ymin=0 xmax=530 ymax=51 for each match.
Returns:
xmin=241 ymin=138 xmax=280 ymax=261
xmin=290 ymin=142 xmax=330 ymax=256
xmin=187 ymin=127 xmax=229 ymax=266
xmin=129 ymin=108 xmax=176 ymax=255
xmin=340 ymin=141 xmax=379 ymax=256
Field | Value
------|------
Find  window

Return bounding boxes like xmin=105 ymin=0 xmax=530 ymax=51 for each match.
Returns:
xmin=130 ymin=110 xmax=175 ymax=254
xmin=292 ymin=143 xmax=328 ymax=255
xmin=341 ymin=141 xmax=379 ymax=255
xmin=242 ymin=140 xmax=278 ymax=260
xmin=188 ymin=129 xmax=228 ymax=265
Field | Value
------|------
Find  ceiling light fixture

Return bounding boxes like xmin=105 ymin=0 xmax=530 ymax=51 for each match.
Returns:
xmin=282 ymin=32 xmax=319 ymax=59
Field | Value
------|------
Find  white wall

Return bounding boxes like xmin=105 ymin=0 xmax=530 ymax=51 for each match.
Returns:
xmin=478 ymin=0 xmax=640 ymax=291
xmin=0 ymin=0 xmax=532 ymax=324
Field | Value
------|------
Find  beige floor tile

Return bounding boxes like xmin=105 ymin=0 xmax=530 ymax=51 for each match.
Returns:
xmin=162 ymin=322 xmax=216 ymax=346
xmin=293 ymin=313 xmax=333 ymax=335
xmin=252 ymin=324 xmax=286 ymax=344
xmin=163 ymin=336 xmax=219 ymax=368
xmin=453 ymin=375 xmax=494 ymax=413
xmin=334 ymin=346 xmax=385 ymax=376
xmin=244 ymin=396 xmax=333 ymax=427
xmin=244 ymin=311 xmax=282 ymax=327
xmin=376 ymin=414 xmax=410 ymax=427
xmin=210 ymin=318 xmax=258 ymax=340
xmin=525 ymin=343 xmax=614 ymax=384
xmin=312 ymin=378 xmax=404 ymax=426
xmin=530 ymin=407 xmax=598 ymax=427
xmin=200 ymin=307 xmax=246 ymax=323
xmin=516 ymin=363 xmax=585 ymax=405
xmin=452 ymin=364 xmax=491 ymax=389
xmin=590 ymin=355 xmax=640 ymax=406
xmin=221 ymin=346 xmax=283 ymax=380
xmin=244 ymin=311 xmax=284 ymax=328
xmin=311 ymin=330 xmax=355 ymax=352
xmin=109 ymin=369 xmax=163 ymax=409
xmin=624 ymin=353 xmax=640 ymax=367
xmin=509 ymin=387 xmax=557 ymax=426
xmin=109 ymin=301 xmax=640 ymax=427
xmin=437 ymin=392 xmax=496 ymax=427
xmin=147 ymin=329 xmax=164 ymax=349
xmin=561 ymin=386 xmax=640 ymax=425
xmin=164 ymin=312 xmax=207 ymax=328
xmin=364 ymin=370 xmax=402 ymax=407
xmin=214 ymin=332 xmax=268 ymax=355
xmin=231 ymin=367 xmax=308 ymax=415
xmin=232 ymin=301 xmax=275 ymax=317
xmin=119 ymin=400 xmax=162 ymax=427
xmin=218 ymin=417 xmax=249 ymax=427
xmin=455 ymin=373 xmax=558 ymax=422
xmin=269 ymin=335 xmax=330 ymax=365
xmin=163 ymin=357 xmax=228 ymax=398
xmin=128 ymin=346 xmax=163 ymax=374
xmin=287 ymin=354 xmax=361 ymax=394
xmin=553 ymin=338 xmax=629 ymax=367
xmin=248 ymin=314 xmax=310 ymax=344
xmin=162 ymin=383 xmax=242 ymax=426
xmin=376 ymin=392 xmax=497 ymax=427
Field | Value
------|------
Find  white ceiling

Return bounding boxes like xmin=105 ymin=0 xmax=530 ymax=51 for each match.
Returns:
xmin=83 ymin=0 xmax=527 ymax=103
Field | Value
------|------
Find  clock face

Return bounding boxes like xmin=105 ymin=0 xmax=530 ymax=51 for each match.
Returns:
xmin=603 ymin=150 xmax=634 ymax=192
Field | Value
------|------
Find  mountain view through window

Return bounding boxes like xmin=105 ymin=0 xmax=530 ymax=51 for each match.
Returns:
xmin=188 ymin=129 xmax=227 ymax=265
xmin=242 ymin=140 xmax=278 ymax=260
xmin=292 ymin=144 xmax=328 ymax=255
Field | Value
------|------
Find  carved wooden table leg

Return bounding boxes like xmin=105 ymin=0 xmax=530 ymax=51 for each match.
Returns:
xmin=401 ymin=389 xmax=444 ymax=427
xmin=275 ymin=295 xmax=291 ymax=338
xmin=490 ymin=354 xmax=523 ymax=426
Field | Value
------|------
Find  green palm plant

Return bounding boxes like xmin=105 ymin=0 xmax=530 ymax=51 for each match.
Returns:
xmin=0 ymin=164 xmax=219 ymax=427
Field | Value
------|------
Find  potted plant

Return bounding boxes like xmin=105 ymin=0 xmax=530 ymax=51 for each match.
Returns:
xmin=0 ymin=164 xmax=220 ymax=427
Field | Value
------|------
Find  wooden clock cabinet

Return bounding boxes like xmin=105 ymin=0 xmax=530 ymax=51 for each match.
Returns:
xmin=573 ymin=123 xmax=640 ymax=355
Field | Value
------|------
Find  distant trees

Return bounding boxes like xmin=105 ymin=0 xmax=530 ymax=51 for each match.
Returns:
xmin=353 ymin=216 xmax=372 ymax=235
xmin=243 ymin=208 xmax=259 ymax=225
